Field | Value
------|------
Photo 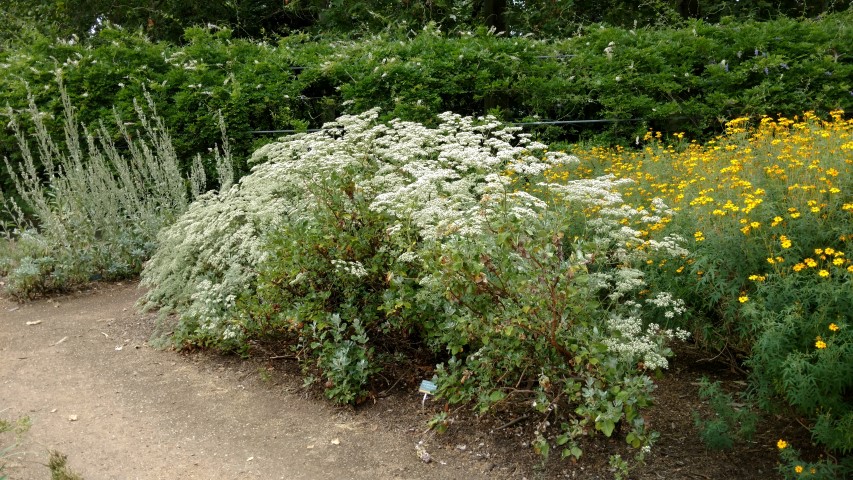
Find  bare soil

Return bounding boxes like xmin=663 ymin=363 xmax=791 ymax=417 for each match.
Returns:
xmin=1 ymin=282 xmax=809 ymax=479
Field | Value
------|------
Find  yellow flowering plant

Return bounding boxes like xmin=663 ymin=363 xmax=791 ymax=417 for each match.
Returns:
xmin=548 ymin=110 xmax=853 ymax=475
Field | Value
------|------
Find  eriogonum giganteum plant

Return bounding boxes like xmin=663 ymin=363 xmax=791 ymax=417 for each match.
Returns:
xmin=141 ymin=108 xmax=689 ymax=461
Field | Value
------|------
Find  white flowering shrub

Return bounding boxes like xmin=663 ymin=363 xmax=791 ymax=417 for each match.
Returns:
xmin=141 ymin=107 xmax=548 ymax=344
xmin=418 ymin=168 xmax=690 ymax=460
xmin=141 ymin=108 xmax=688 ymax=459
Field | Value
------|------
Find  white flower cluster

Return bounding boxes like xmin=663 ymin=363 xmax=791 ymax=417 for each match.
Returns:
xmin=647 ymin=234 xmax=690 ymax=257
xmin=590 ymin=267 xmax=646 ymax=302
xmin=331 ymin=259 xmax=369 ymax=278
xmin=603 ymin=312 xmax=687 ymax=371
xmin=646 ymin=292 xmax=687 ymax=319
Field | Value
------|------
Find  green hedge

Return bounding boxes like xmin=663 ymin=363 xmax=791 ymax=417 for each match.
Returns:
xmin=2 ymin=12 xmax=851 ymax=207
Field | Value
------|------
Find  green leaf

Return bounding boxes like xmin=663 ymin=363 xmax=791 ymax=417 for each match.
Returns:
xmin=572 ymin=446 xmax=583 ymax=459
xmin=597 ymin=419 xmax=616 ymax=437
xmin=626 ymin=432 xmax=641 ymax=448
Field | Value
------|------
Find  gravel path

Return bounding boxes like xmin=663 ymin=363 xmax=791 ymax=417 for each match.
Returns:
xmin=0 ymin=283 xmax=488 ymax=480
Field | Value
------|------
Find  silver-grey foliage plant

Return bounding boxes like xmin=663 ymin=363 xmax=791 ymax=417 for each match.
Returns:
xmin=0 ymin=73 xmax=232 ymax=297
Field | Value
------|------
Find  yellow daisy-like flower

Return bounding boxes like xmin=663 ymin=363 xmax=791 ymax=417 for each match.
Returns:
xmin=777 ymin=439 xmax=788 ymax=450
xmin=738 ymin=295 xmax=749 ymax=303
xmin=780 ymin=235 xmax=792 ymax=249
xmin=834 ymin=258 xmax=845 ymax=266
xmin=750 ymin=221 xmax=760 ymax=228
xmin=815 ymin=338 xmax=827 ymax=349
xmin=815 ymin=248 xmax=824 ymax=255
xmin=825 ymin=247 xmax=836 ymax=255
xmin=829 ymin=323 xmax=840 ymax=332
xmin=767 ymin=257 xmax=776 ymax=264
xmin=771 ymin=216 xmax=783 ymax=226
xmin=819 ymin=269 xmax=830 ymax=278
xmin=805 ymin=258 xmax=818 ymax=268
xmin=795 ymin=465 xmax=804 ymax=474
xmin=793 ymin=263 xmax=805 ymax=272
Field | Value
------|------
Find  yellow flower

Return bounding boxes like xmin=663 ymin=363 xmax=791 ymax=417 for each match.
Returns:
xmin=815 ymin=337 xmax=827 ymax=349
xmin=771 ymin=216 xmax=783 ymax=226
xmin=819 ymin=269 xmax=830 ymax=278
xmin=750 ymin=221 xmax=760 ymax=228
xmin=777 ymin=439 xmax=788 ymax=450
xmin=790 ymin=212 xmax=801 ymax=219
xmin=815 ymin=248 xmax=824 ymax=255
xmin=805 ymin=258 xmax=818 ymax=268
xmin=824 ymin=247 xmax=835 ymax=255
xmin=848 ymin=265 xmax=853 ymax=274
xmin=795 ymin=465 xmax=803 ymax=474
xmin=793 ymin=263 xmax=805 ymax=272
xmin=738 ymin=295 xmax=749 ymax=303
xmin=767 ymin=257 xmax=775 ymax=264
xmin=780 ymin=235 xmax=792 ymax=248
xmin=833 ymin=258 xmax=844 ymax=266
xmin=829 ymin=323 xmax=839 ymax=332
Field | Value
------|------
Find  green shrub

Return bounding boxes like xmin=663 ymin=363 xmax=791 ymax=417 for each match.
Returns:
xmin=142 ymin=109 xmax=690 ymax=463
xmin=420 ymin=179 xmax=689 ymax=460
xmin=693 ymin=377 xmax=758 ymax=450
xmin=2 ymin=12 xmax=851 ymax=206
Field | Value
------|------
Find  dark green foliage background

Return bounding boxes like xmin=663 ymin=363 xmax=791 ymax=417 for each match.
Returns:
xmin=1 ymin=10 xmax=850 ymax=207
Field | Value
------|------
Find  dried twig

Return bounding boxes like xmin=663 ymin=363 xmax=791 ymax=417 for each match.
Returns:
xmin=496 ymin=414 xmax=530 ymax=430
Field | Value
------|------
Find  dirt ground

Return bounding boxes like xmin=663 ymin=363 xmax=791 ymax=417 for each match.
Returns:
xmin=1 ymin=282 xmax=808 ymax=479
